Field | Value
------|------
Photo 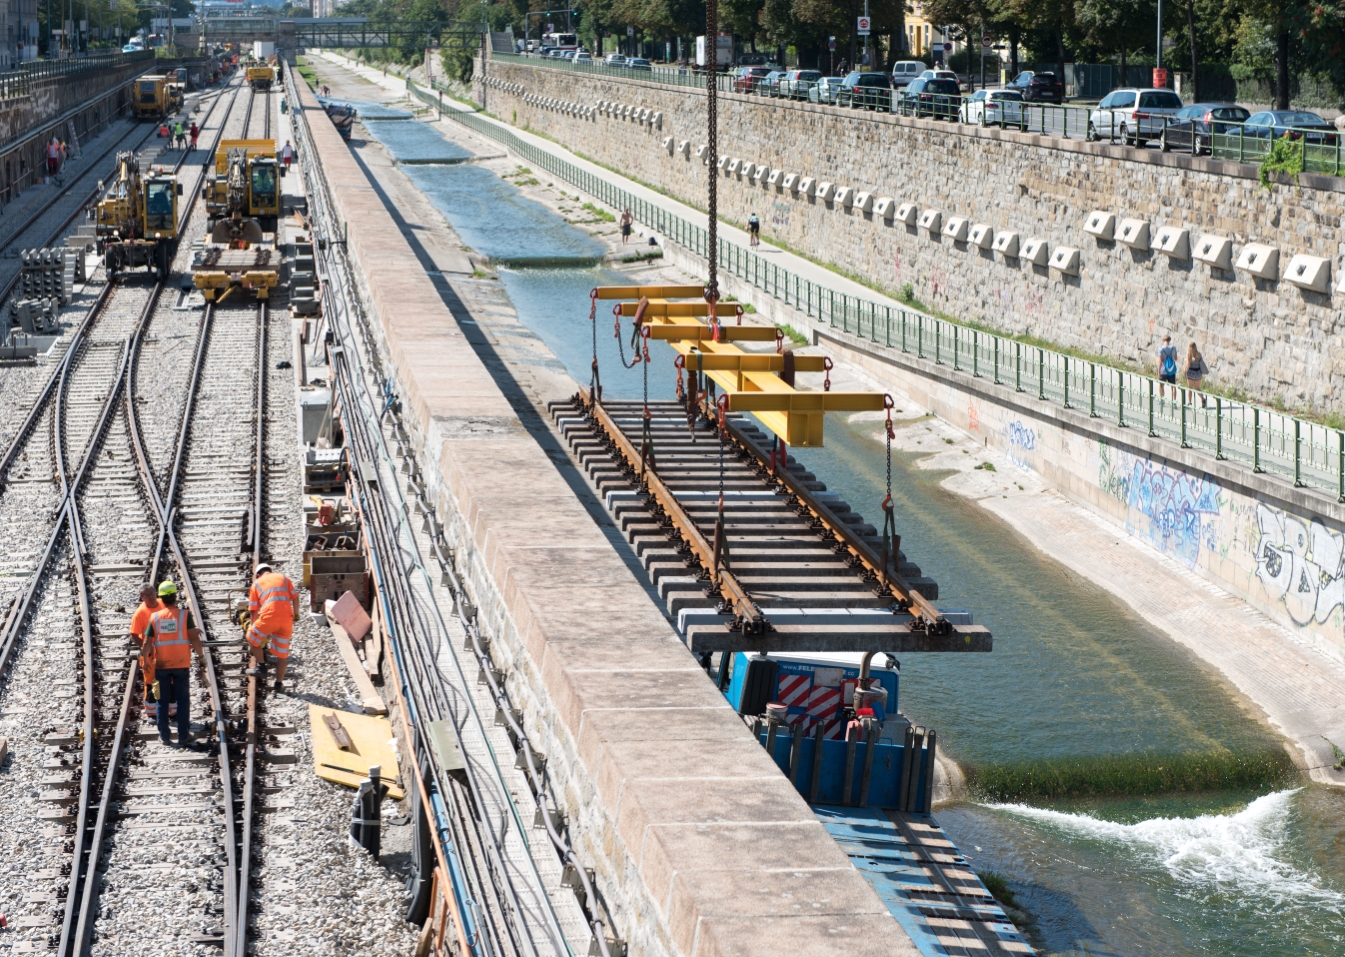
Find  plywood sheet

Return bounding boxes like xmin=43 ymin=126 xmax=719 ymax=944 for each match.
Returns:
xmin=308 ymin=704 xmax=405 ymax=800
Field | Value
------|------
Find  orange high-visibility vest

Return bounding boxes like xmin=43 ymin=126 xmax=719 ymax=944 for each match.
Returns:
xmin=249 ymin=572 xmax=298 ymax=637
xmin=148 ymin=606 xmax=192 ymax=670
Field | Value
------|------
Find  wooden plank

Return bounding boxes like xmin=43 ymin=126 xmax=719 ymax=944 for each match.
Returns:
xmin=307 ymin=704 xmax=404 ymax=799
xmin=366 ymin=592 xmax=384 ymax=682
xmin=324 ymin=602 xmax=386 ymax=714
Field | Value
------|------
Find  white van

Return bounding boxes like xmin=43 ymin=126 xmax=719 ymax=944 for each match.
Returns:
xmin=891 ymin=61 xmax=925 ymax=88
xmin=1088 ymin=88 xmax=1184 ymax=146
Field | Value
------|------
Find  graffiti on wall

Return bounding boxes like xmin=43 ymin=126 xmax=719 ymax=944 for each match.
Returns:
xmin=1254 ymin=504 xmax=1345 ymax=626
xmin=1004 ymin=420 xmax=1037 ymax=471
xmin=1097 ymin=440 xmax=1220 ymax=569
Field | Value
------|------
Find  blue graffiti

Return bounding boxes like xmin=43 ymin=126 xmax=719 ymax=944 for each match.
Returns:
xmin=1125 ymin=460 xmax=1220 ymax=569
xmin=1003 ymin=420 xmax=1037 ymax=471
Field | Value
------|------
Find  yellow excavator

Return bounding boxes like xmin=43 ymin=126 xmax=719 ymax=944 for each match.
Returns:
xmin=94 ymin=152 xmax=181 ymax=280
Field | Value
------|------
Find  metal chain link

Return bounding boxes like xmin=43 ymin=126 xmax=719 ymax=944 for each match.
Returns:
xmin=705 ymin=0 xmax=718 ymax=303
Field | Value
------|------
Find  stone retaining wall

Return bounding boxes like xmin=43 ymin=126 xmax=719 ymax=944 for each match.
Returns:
xmin=476 ymin=57 xmax=1345 ymax=414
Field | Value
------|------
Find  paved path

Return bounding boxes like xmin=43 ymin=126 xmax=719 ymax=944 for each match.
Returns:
xmin=316 ymin=52 xmax=1345 ymax=786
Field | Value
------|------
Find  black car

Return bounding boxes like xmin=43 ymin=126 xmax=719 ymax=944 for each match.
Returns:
xmin=1242 ymin=110 xmax=1338 ymax=144
xmin=1159 ymin=103 xmax=1251 ymax=153
xmin=1006 ymin=70 xmax=1064 ymax=104
xmin=897 ymin=77 xmax=961 ymax=119
xmin=838 ymin=71 xmax=892 ymax=110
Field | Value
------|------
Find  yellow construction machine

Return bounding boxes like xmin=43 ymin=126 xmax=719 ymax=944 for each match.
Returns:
xmin=131 ymin=74 xmax=184 ymax=121
xmin=247 ymin=63 xmax=276 ymax=91
xmin=193 ymin=140 xmax=282 ymax=301
xmin=94 ymin=152 xmax=181 ymax=280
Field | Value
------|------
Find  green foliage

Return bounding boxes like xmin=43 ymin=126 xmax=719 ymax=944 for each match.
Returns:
xmin=974 ymin=461 xmax=997 ymax=471
xmin=977 ymin=871 xmax=1020 ymax=909
xmin=295 ymin=58 xmax=319 ymax=90
xmin=1259 ymin=134 xmax=1305 ymax=188
xmin=964 ymin=749 xmax=1296 ymax=801
xmin=582 ymin=201 xmax=615 ymax=221
xmin=777 ymin=323 xmax=809 ymax=345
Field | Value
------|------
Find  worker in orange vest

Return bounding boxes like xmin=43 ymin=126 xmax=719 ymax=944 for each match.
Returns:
xmin=129 ymin=584 xmax=164 ymax=722
xmin=142 ymin=581 xmax=203 ymax=749
xmin=246 ymin=563 xmax=300 ymax=692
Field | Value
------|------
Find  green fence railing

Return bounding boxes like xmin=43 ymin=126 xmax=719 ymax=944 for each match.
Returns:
xmin=408 ymin=77 xmax=1345 ymax=502
xmin=0 ymin=50 xmax=155 ymax=102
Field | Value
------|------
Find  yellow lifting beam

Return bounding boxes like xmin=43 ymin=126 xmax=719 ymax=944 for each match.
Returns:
xmin=602 ymin=288 xmax=883 ymax=447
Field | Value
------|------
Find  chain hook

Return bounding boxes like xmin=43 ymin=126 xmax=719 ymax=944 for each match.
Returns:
xmin=736 ymin=304 xmax=745 ymax=326
xmin=884 ymin=393 xmax=895 ymax=440
xmin=823 ymin=356 xmax=833 ymax=392
xmin=716 ymin=393 xmax=729 ymax=433
xmin=674 ymin=354 xmax=686 ymax=401
xmin=775 ymin=328 xmax=784 ymax=354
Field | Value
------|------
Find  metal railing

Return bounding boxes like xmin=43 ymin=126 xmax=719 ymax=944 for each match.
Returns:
xmin=0 ymin=50 xmax=155 ymax=102
xmin=413 ymin=78 xmax=1345 ymax=501
xmin=491 ymin=52 xmax=1345 ymax=178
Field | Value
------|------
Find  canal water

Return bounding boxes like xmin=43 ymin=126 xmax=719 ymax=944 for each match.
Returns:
xmin=355 ymin=112 xmax=1345 ymax=956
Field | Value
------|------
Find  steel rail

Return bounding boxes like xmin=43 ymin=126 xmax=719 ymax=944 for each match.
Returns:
xmin=0 ymin=78 xmax=240 ymax=494
xmin=579 ymin=385 xmax=765 ymax=630
xmin=234 ymin=299 xmax=266 ymax=957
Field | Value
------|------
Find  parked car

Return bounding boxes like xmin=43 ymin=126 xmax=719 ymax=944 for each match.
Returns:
xmin=959 ymin=88 xmax=1025 ymax=126
xmin=573 ymin=52 xmax=593 ymax=63
xmin=604 ymin=53 xmax=626 ymax=67
xmin=897 ymin=76 xmax=960 ymax=119
xmin=1158 ymin=103 xmax=1250 ymax=153
xmin=1087 ymin=88 xmax=1184 ymax=145
xmin=809 ymin=75 xmax=847 ymax=104
xmin=732 ymin=65 xmax=773 ymax=92
xmin=838 ymin=71 xmax=893 ymax=110
xmin=1006 ymin=70 xmax=1064 ymax=104
xmin=890 ymin=60 xmax=926 ymax=88
xmin=781 ymin=69 xmax=821 ymax=99
xmin=919 ymin=69 xmax=959 ymax=84
xmin=760 ymin=70 xmax=789 ymax=96
xmin=627 ymin=57 xmax=652 ymax=71
xmin=1242 ymin=110 xmax=1338 ymax=144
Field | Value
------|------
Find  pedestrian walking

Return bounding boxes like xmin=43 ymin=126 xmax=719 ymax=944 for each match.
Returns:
xmin=45 ymin=136 xmax=61 ymax=176
xmin=620 ymin=208 xmax=633 ymax=245
xmin=189 ymin=122 xmax=199 ymax=150
xmin=281 ymin=139 xmax=295 ymax=170
xmin=245 ymin=563 xmax=300 ymax=692
xmin=174 ymin=121 xmax=186 ymax=150
xmin=142 ymin=581 xmax=203 ymax=749
xmin=1185 ymin=342 xmax=1210 ymax=407
xmin=129 ymin=584 xmax=163 ymax=722
xmin=1157 ymin=335 xmax=1178 ymax=401
xmin=748 ymin=211 xmax=761 ymax=247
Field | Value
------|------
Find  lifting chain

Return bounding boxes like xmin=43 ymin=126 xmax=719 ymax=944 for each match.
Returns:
xmin=588 ymin=288 xmax=602 ymax=402
xmin=704 ymin=0 xmax=719 ymax=310
xmin=711 ymin=393 xmax=730 ymax=582
xmin=639 ymin=325 xmax=656 ymax=477
xmin=613 ymin=303 xmax=644 ymax=369
xmin=880 ymin=394 xmax=899 ymax=591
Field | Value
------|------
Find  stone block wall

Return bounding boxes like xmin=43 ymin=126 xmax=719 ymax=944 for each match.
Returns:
xmin=476 ymin=57 xmax=1345 ymax=413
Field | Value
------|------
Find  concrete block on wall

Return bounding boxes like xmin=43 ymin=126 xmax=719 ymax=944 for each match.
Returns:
xmin=652 ymin=112 xmax=662 ymax=129
xmin=834 ymin=186 xmax=854 ymax=207
xmin=1192 ymin=234 xmax=1232 ymax=271
xmin=1116 ymin=218 xmax=1150 ymax=250
xmin=918 ymin=209 xmax=941 ymax=233
xmin=782 ymin=173 xmax=798 ymax=191
xmin=1285 ymin=254 xmax=1331 ymax=292
xmin=662 ymin=136 xmax=674 ymax=152
xmin=1154 ymin=225 xmax=1190 ymax=259
xmin=816 ymin=181 xmax=835 ymax=201
xmin=1236 ymin=243 xmax=1279 ymax=280
xmin=968 ymin=223 xmax=993 ymax=248
xmin=1280 ymin=252 xmax=1334 ymax=290
xmin=1084 ymin=211 xmax=1115 ymax=240
xmin=874 ymin=196 xmax=896 ymax=220
xmin=895 ymin=202 xmax=918 ymax=225
xmin=677 ymin=140 xmax=689 ymax=155
xmin=726 ymin=158 xmax=740 ymax=173
xmin=1020 ymin=237 xmax=1048 ymax=264
xmin=992 ymin=231 xmax=1020 ymax=257
xmin=1050 ymin=246 xmax=1080 ymax=275
xmin=798 ymin=176 xmax=816 ymax=196
xmin=942 ymin=216 xmax=969 ymax=242
xmin=717 ymin=156 xmax=729 ymax=170
xmin=739 ymin=162 xmax=755 ymax=177
xmin=854 ymin=191 xmax=874 ymax=212
xmin=754 ymin=165 xmax=770 ymax=184
xmin=767 ymin=168 xmax=783 ymax=186
xmin=695 ymin=144 xmax=708 ymax=161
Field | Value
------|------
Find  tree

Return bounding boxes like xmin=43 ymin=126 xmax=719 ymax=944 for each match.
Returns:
xmin=1075 ymin=0 xmax=1154 ymax=76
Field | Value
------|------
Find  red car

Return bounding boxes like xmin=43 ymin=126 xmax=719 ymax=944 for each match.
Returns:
xmin=733 ymin=66 xmax=772 ymax=93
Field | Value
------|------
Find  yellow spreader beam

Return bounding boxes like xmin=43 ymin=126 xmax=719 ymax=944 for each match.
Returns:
xmin=601 ymin=288 xmax=885 ymax=447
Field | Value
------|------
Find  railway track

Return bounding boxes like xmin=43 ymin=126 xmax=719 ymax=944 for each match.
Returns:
xmin=0 ymin=74 xmax=271 ymax=957
xmin=549 ymin=395 xmax=990 ymax=654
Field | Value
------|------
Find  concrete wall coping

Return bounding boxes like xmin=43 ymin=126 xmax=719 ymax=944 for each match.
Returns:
xmin=295 ymin=75 xmax=917 ymax=957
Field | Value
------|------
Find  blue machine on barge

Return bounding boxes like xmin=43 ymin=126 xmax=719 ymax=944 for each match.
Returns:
xmin=720 ymin=649 xmax=1034 ymax=957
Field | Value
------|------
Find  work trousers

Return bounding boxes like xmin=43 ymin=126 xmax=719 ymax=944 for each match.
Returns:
xmin=156 ymin=667 xmax=192 ymax=746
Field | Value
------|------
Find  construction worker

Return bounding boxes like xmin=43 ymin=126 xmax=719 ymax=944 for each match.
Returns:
xmin=129 ymin=584 xmax=163 ymax=722
xmin=189 ymin=122 xmax=200 ymax=150
xmin=246 ymin=563 xmax=300 ymax=692
xmin=142 ymin=581 xmax=204 ymax=749
xmin=281 ymin=140 xmax=294 ymax=170
xmin=45 ymin=136 xmax=60 ymax=176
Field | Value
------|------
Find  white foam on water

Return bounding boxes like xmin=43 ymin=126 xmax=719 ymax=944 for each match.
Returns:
xmin=988 ymin=790 xmax=1345 ymax=911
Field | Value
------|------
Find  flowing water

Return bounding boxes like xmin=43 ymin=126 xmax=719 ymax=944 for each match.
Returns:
xmin=354 ymin=110 xmax=1345 ymax=957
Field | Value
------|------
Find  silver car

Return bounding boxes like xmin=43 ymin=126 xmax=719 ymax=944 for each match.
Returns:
xmin=1088 ymin=88 xmax=1184 ymax=146
xmin=959 ymin=89 xmax=1024 ymax=126
xmin=781 ymin=69 xmax=821 ymax=100
xmin=809 ymin=76 xmax=846 ymax=104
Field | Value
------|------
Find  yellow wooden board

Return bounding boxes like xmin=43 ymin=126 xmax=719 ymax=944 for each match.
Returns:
xmin=308 ymin=704 xmax=405 ymax=799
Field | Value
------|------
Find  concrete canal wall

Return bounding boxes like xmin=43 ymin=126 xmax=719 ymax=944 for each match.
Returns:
xmin=476 ymin=56 xmax=1345 ymax=414
xmin=295 ymin=76 xmax=918 ymax=957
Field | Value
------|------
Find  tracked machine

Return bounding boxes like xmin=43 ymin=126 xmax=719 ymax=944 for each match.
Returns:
xmin=94 ymin=152 xmax=181 ymax=280
xmin=247 ymin=62 xmax=276 ymax=91
xmin=193 ymin=140 xmax=282 ymax=301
